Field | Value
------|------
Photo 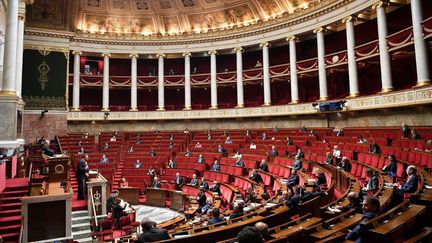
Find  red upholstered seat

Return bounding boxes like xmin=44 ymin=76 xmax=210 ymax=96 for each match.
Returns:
xmin=100 ymin=220 xmax=114 ymax=240
xmin=119 ymin=216 xmax=133 ymax=236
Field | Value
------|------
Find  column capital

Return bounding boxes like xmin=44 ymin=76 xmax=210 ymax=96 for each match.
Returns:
xmin=25 ymin=0 xmax=35 ymax=4
xmin=372 ymin=1 xmax=388 ymax=10
xmin=286 ymin=36 xmax=298 ymax=42
xmin=72 ymin=50 xmax=82 ymax=56
xmin=342 ymin=16 xmax=355 ymax=24
xmin=101 ymin=53 xmax=111 ymax=58
xmin=259 ymin=42 xmax=270 ymax=48
xmin=313 ymin=27 xmax=325 ymax=33
xmin=18 ymin=0 xmax=26 ymax=20
xmin=182 ymin=52 xmax=192 ymax=57
xmin=233 ymin=47 xmax=244 ymax=53
xmin=156 ymin=53 xmax=166 ymax=58
xmin=208 ymin=50 xmax=218 ymax=55
xmin=129 ymin=53 xmax=139 ymax=58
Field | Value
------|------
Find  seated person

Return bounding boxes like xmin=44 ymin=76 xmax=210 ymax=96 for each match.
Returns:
xmin=77 ymin=140 xmax=82 ymax=146
xmin=324 ymin=152 xmax=333 ymax=164
xmin=106 ymin=190 xmax=119 ymax=213
xmin=255 ymin=222 xmax=273 ymax=241
xmin=137 ymin=219 xmax=170 ymax=242
xmin=337 ymin=157 xmax=352 ymax=173
xmin=207 ymin=133 xmax=212 ymax=140
xmin=225 ymin=136 xmax=233 ymax=144
xmin=232 ymin=151 xmax=242 ymax=159
xmin=208 ymin=208 xmax=224 ymax=225
xmin=312 ymin=167 xmax=327 ymax=191
xmin=104 ymin=142 xmax=110 ymax=150
xmin=112 ymin=198 xmax=128 ymax=228
xmin=209 ymin=181 xmax=222 ymax=195
xmin=336 ymin=129 xmax=344 ymax=137
xmin=134 ymin=160 xmax=143 ymax=169
xmin=100 ymin=154 xmax=109 ymax=164
xmin=135 ymin=138 xmax=141 ymax=144
xmin=167 ymin=159 xmax=176 ymax=168
xmin=168 ymin=142 xmax=174 ymax=148
xmin=278 ymin=189 xmax=293 ymax=204
xmin=119 ymin=177 xmax=128 ymax=187
xmin=169 ymin=134 xmax=174 ymax=141
xmin=235 ymin=157 xmax=244 ymax=167
xmin=308 ymin=130 xmax=316 ymax=137
xmin=332 ymin=145 xmax=341 ymax=160
xmin=369 ymin=142 xmax=381 ymax=154
xmin=336 ymin=192 xmax=361 ymax=213
xmin=217 ymin=145 xmax=226 ymax=154
xmin=229 ymin=202 xmax=244 ymax=219
xmin=269 ymin=145 xmax=278 ymax=157
xmin=250 ymin=169 xmax=263 ymax=184
xmin=362 ymin=169 xmax=379 ymax=195
xmin=295 ymin=148 xmax=304 ymax=159
xmin=245 ymin=187 xmax=257 ymax=204
xmin=401 ymin=123 xmax=411 ymax=139
xmin=411 ymin=129 xmax=421 ymax=139
xmin=286 ymin=136 xmax=294 ymax=145
xmin=184 ymin=128 xmax=190 ymax=134
xmin=245 ymin=129 xmax=251 ymax=136
xmin=149 ymin=149 xmax=156 ymax=157
xmin=249 ymin=142 xmax=257 ymax=150
xmin=128 ymin=146 xmax=134 ymax=153
xmin=152 ymin=177 xmax=161 ymax=189
xmin=237 ymin=226 xmax=264 ymax=243
xmin=211 ymin=160 xmax=221 ymax=172
xmin=189 ymin=174 xmax=199 ymax=186
xmin=345 ymin=196 xmax=380 ymax=242
xmin=273 ymin=126 xmax=279 ymax=132
xmin=287 ymin=169 xmax=299 ymax=188
xmin=194 ymin=142 xmax=202 ymax=148
xmin=393 ymin=165 xmax=419 ymax=202
xmin=200 ymin=177 xmax=209 ymax=190
xmin=196 ymin=188 xmax=207 ymax=210
xmin=200 ymin=199 xmax=213 ymax=215
xmin=78 ymin=147 xmax=86 ymax=154
xmin=383 ymin=154 xmax=397 ymax=178
xmin=174 ymin=173 xmax=184 ymax=190
xmin=292 ymin=155 xmax=303 ymax=171
xmin=261 ymin=133 xmax=268 ymax=140
xmin=197 ymin=154 xmax=205 ymax=163
xmin=110 ymin=136 xmax=116 ymax=142
xmin=357 ymin=136 xmax=368 ymax=144
xmin=147 ymin=166 xmax=156 ymax=176
xmin=185 ymin=149 xmax=192 ymax=157
xmin=300 ymin=125 xmax=307 ymax=132
xmin=259 ymin=160 xmax=269 ymax=172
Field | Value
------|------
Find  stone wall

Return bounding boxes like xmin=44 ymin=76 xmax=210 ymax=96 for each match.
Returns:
xmin=23 ymin=111 xmax=68 ymax=143
xmin=66 ymin=106 xmax=432 ymax=134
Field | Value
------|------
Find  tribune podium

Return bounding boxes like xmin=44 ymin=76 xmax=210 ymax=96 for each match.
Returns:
xmin=118 ymin=187 xmax=141 ymax=205
xmin=87 ymin=173 xmax=109 ymax=218
xmin=170 ymin=191 xmax=187 ymax=211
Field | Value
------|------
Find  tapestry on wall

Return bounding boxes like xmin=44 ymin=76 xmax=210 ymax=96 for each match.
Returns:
xmin=22 ymin=49 xmax=68 ymax=110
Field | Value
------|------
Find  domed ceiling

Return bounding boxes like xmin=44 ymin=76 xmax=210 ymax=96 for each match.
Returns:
xmin=26 ymin=0 xmax=326 ymax=36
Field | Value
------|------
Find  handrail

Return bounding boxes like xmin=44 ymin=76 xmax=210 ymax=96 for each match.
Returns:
xmin=89 ymin=188 xmax=98 ymax=228
xmin=18 ymin=216 xmax=24 ymax=243
xmin=28 ymin=162 xmax=33 ymax=183
xmin=56 ymin=135 xmax=64 ymax=154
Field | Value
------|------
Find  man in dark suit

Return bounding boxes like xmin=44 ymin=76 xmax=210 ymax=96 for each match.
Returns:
xmin=137 ymin=219 xmax=170 ymax=242
xmin=337 ymin=157 xmax=352 ymax=173
xmin=393 ymin=165 xmax=419 ymax=202
xmin=287 ymin=169 xmax=299 ymax=188
xmin=106 ymin=190 xmax=119 ymax=213
xmin=152 ymin=177 xmax=161 ymax=189
xmin=189 ymin=174 xmax=199 ymax=186
xmin=270 ymin=146 xmax=278 ymax=157
xmin=292 ymin=155 xmax=302 ymax=171
xmin=76 ymin=154 xmax=89 ymax=200
xmin=210 ymin=181 xmax=222 ymax=195
xmin=345 ymin=196 xmax=380 ymax=242
xmin=196 ymin=188 xmax=207 ymax=210
xmin=42 ymin=140 xmax=54 ymax=156
xmin=112 ymin=198 xmax=128 ymax=228
xmin=250 ymin=169 xmax=263 ymax=184
xmin=211 ymin=160 xmax=221 ymax=172
xmin=200 ymin=178 xmax=209 ymax=190
xmin=174 ymin=173 xmax=184 ymax=190
xmin=217 ymin=145 xmax=226 ymax=154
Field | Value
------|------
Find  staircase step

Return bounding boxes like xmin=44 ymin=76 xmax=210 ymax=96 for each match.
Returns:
xmin=74 ymin=236 xmax=93 ymax=243
xmin=71 ymin=222 xmax=91 ymax=232
xmin=0 ymin=202 xmax=22 ymax=211
xmin=0 ymin=215 xmax=21 ymax=227
xmin=1 ymin=190 xmax=28 ymax=197
xmin=0 ymin=196 xmax=23 ymax=204
xmin=0 ymin=209 xmax=21 ymax=218
xmin=72 ymin=229 xmax=92 ymax=240
xmin=0 ymin=224 xmax=21 ymax=234
xmin=0 ymin=232 xmax=19 ymax=242
xmin=72 ymin=216 xmax=91 ymax=225
xmin=72 ymin=210 xmax=89 ymax=218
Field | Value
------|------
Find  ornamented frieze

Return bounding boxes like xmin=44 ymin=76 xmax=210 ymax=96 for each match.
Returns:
xmin=67 ymin=86 xmax=432 ymax=121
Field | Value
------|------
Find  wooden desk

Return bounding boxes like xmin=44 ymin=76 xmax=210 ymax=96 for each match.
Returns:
xmin=271 ymin=217 xmax=322 ymax=238
xmin=146 ymin=188 xmax=166 ymax=207
xmin=310 ymin=214 xmax=363 ymax=239
xmin=171 ymin=191 xmax=187 ymax=211
xmin=118 ymin=187 xmax=141 ymax=205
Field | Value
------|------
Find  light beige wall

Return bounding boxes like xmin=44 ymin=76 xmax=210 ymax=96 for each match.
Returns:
xmin=66 ymin=106 xmax=432 ymax=134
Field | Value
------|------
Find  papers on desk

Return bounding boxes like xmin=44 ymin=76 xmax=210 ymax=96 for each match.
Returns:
xmin=244 ymin=203 xmax=260 ymax=211
xmin=327 ymin=206 xmax=341 ymax=213
xmin=384 ymin=183 xmax=394 ymax=189
xmin=265 ymin=203 xmax=276 ymax=209
xmin=425 ymin=185 xmax=432 ymax=189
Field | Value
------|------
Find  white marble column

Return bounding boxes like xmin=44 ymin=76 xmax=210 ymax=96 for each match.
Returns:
xmin=260 ymin=42 xmax=271 ymax=106
xmin=130 ymin=53 xmax=138 ymax=111
xmin=72 ymin=51 xmax=82 ymax=111
xmin=374 ymin=2 xmax=393 ymax=93
xmin=0 ymin=35 xmax=4 ymax=91
xmin=209 ymin=50 xmax=218 ymax=109
xmin=343 ymin=16 xmax=360 ymax=97
xmin=183 ymin=52 xmax=192 ymax=110
xmin=0 ymin=0 xmax=19 ymax=96
xmin=314 ymin=27 xmax=328 ymax=101
xmin=234 ymin=47 xmax=244 ymax=108
xmin=15 ymin=1 xmax=25 ymax=98
xmin=287 ymin=36 xmax=299 ymax=103
xmin=411 ymin=0 xmax=430 ymax=86
xmin=101 ymin=53 xmax=111 ymax=111
xmin=156 ymin=53 xmax=166 ymax=111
